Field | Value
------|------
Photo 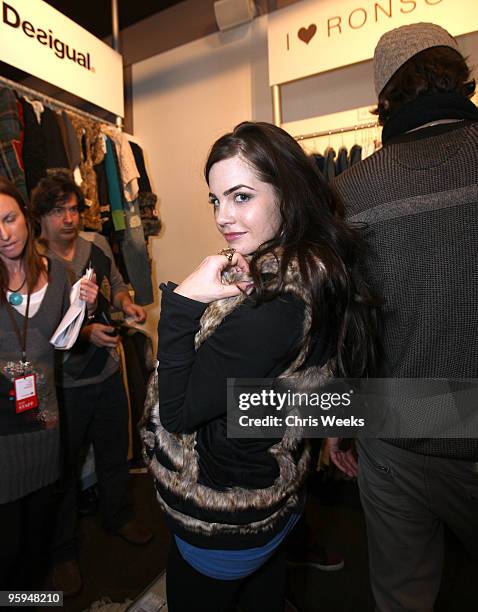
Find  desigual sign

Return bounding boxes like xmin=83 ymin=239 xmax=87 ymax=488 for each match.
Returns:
xmin=0 ymin=0 xmax=124 ymax=116
xmin=268 ymin=0 xmax=477 ymax=86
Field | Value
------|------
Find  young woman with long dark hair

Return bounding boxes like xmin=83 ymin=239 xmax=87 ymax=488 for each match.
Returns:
xmin=142 ymin=122 xmax=379 ymax=611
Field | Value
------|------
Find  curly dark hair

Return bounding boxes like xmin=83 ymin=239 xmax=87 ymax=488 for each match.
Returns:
xmin=30 ymin=170 xmax=87 ymax=218
xmin=205 ymin=121 xmax=381 ymax=378
xmin=373 ymin=46 xmax=476 ymax=124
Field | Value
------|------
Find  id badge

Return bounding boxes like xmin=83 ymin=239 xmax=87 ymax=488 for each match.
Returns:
xmin=14 ymin=374 xmax=39 ymax=413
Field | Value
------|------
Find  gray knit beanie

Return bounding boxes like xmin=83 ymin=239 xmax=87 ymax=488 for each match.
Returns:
xmin=374 ymin=22 xmax=461 ymax=96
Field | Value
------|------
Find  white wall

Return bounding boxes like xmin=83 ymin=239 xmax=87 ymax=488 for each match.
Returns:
xmin=132 ymin=16 xmax=478 ymax=336
xmin=132 ymin=16 xmax=272 ymax=336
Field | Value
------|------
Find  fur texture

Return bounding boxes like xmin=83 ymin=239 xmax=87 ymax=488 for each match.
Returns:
xmin=140 ymin=251 xmax=333 ymax=537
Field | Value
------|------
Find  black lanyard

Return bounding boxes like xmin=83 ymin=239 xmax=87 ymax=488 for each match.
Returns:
xmin=5 ymin=292 xmax=31 ymax=366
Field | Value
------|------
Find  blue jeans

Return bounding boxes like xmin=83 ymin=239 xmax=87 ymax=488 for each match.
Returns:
xmin=122 ymin=200 xmax=154 ymax=305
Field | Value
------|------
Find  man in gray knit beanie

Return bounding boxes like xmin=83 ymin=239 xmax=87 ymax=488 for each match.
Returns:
xmin=329 ymin=22 xmax=478 ymax=612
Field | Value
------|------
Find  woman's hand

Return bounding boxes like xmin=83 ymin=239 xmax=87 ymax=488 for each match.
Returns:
xmin=174 ymin=252 xmax=251 ymax=303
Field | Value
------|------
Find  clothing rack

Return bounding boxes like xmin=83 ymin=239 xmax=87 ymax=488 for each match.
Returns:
xmin=0 ymin=73 xmax=117 ymax=128
xmin=294 ymin=120 xmax=379 ymax=142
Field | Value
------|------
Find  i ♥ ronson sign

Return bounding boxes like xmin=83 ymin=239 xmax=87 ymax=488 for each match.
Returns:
xmin=268 ymin=0 xmax=477 ymax=86
xmin=0 ymin=0 xmax=124 ymax=116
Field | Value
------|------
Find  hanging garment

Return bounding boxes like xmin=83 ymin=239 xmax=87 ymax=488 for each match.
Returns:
xmin=20 ymin=98 xmax=47 ymax=195
xmin=60 ymin=111 xmax=81 ymax=172
xmin=23 ymin=97 xmax=44 ymax=124
xmin=129 ymin=141 xmax=162 ymax=240
xmin=94 ymin=158 xmax=113 ymax=238
xmin=311 ymin=153 xmax=325 ymax=175
xmin=104 ymin=136 xmax=126 ymax=233
xmin=103 ymin=128 xmax=139 ymax=203
xmin=104 ymin=135 xmax=155 ymax=302
xmin=16 ymin=99 xmax=24 ymax=164
xmin=120 ymin=327 xmax=154 ymax=465
xmin=117 ymin=340 xmax=133 ymax=460
xmin=348 ymin=144 xmax=362 ymax=167
xmin=0 ymin=88 xmax=27 ymax=200
xmin=121 ymin=200 xmax=154 ymax=305
xmin=129 ymin=141 xmax=152 ymax=192
xmin=55 ymin=112 xmax=70 ymax=167
xmin=323 ymin=147 xmax=336 ymax=183
xmin=40 ymin=107 xmax=69 ymax=171
xmin=111 ymin=233 xmax=129 ymax=284
xmin=68 ymin=113 xmax=105 ymax=230
xmin=335 ymin=146 xmax=349 ymax=176
xmin=137 ymin=192 xmax=161 ymax=240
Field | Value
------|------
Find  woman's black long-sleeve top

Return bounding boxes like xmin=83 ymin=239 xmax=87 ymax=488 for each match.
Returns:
xmin=158 ymin=282 xmax=306 ymax=491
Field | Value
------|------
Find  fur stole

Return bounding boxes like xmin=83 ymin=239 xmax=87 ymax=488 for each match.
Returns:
xmin=140 ymin=251 xmax=334 ymax=538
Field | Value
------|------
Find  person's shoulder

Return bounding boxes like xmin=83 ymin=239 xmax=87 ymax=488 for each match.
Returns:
xmin=334 ymin=149 xmax=385 ymax=189
xmin=36 ymin=238 xmax=65 ymax=263
xmin=46 ymin=254 xmax=67 ymax=272
xmin=79 ymin=231 xmax=112 ymax=255
xmin=79 ymin=230 xmax=105 ymax=246
xmin=238 ymin=291 xmax=305 ymax=327
xmin=333 ymin=150 xmax=388 ymax=217
xmin=46 ymin=255 xmax=71 ymax=284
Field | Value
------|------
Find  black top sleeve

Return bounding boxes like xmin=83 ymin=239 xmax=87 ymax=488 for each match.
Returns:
xmin=157 ymin=283 xmax=305 ymax=433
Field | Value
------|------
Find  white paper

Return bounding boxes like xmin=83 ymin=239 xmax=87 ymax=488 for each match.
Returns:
xmin=50 ymin=268 xmax=94 ymax=350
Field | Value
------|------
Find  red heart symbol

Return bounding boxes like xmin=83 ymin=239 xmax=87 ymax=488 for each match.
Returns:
xmin=298 ymin=24 xmax=317 ymax=44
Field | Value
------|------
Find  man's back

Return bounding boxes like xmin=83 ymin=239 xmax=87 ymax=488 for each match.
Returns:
xmin=334 ymin=121 xmax=478 ymax=379
xmin=330 ymin=24 xmax=478 ymax=611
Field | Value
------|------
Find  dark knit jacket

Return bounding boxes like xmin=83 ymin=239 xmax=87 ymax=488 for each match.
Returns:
xmin=141 ymin=253 xmax=332 ymax=549
xmin=333 ymin=119 xmax=478 ymax=461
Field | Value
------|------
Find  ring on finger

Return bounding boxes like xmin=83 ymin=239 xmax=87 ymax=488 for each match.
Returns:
xmin=218 ymin=247 xmax=236 ymax=263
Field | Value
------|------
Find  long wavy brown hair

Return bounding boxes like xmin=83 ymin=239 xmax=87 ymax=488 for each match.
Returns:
xmin=0 ymin=177 xmax=46 ymax=304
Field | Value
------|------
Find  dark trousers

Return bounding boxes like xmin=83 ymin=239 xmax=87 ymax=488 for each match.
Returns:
xmin=0 ymin=483 xmax=57 ymax=589
xmin=166 ymin=538 xmax=286 ymax=612
xmin=358 ymin=438 xmax=478 ymax=612
xmin=53 ymin=371 xmax=132 ymax=562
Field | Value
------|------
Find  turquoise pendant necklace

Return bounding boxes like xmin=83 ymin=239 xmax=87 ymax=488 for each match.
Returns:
xmin=8 ymin=276 xmax=26 ymax=306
